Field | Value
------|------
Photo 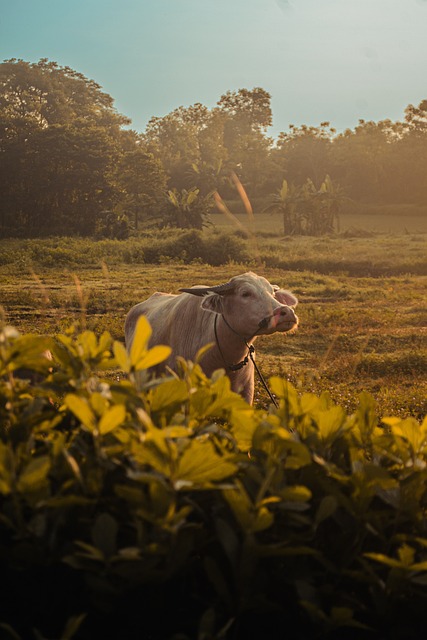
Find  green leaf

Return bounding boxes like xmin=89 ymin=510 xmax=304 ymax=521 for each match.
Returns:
xmin=173 ymin=440 xmax=237 ymax=489
xmin=223 ymin=484 xmax=274 ymax=532
xmin=229 ymin=408 xmax=258 ymax=451
xmin=90 ymin=392 xmax=108 ymax=417
xmin=397 ymin=544 xmax=415 ymax=566
xmin=204 ymin=556 xmax=233 ymax=608
xmin=392 ymin=417 xmax=426 ymax=453
xmin=167 ymin=190 xmax=179 ymax=207
xmin=315 ymin=495 xmax=337 ymax=525
xmin=130 ymin=438 xmax=171 ymax=476
xmin=186 ymin=189 xmax=199 ymax=206
xmin=284 ymin=440 xmax=312 ymax=469
xmin=78 ymin=330 xmax=98 ymax=358
xmin=113 ymin=340 xmax=130 ymax=372
xmin=281 ymin=485 xmax=312 ymax=503
xmin=92 ymin=513 xmax=118 ymax=557
xmin=64 ymin=394 xmax=96 ymax=431
xmin=279 ymin=179 xmax=288 ymax=201
xmin=17 ymin=456 xmax=50 ymax=493
xmin=0 ymin=623 xmax=22 ymax=640
xmin=0 ymin=442 xmax=13 ymax=495
xmin=129 ymin=315 xmax=152 ymax=367
xmin=73 ymin=541 xmax=105 ymax=561
xmin=364 ymin=552 xmax=405 ymax=569
xmin=136 ymin=344 xmax=171 ymax=370
xmin=223 ymin=485 xmax=254 ymax=530
xmin=61 ymin=613 xmax=87 ymax=640
xmin=316 ymin=406 xmax=346 ymax=440
xmin=99 ymin=405 xmax=126 ymax=435
xmin=149 ymin=379 xmax=189 ymax=412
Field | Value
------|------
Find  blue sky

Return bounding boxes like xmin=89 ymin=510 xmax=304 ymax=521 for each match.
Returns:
xmin=1 ymin=0 xmax=427 ymax=137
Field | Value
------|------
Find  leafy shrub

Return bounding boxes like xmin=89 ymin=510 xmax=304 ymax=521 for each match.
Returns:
xmin=200 ymin=230 xmax=250 ymax=265
xmin=0 ymin=322 xmax=426 ymax=639
xmin=95 ymin=212 xmax=130 ymax=240
xmin=123 ymin=229 xmax=249 ymax=266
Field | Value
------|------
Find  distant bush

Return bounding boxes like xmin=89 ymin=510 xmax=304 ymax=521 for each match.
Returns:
xmin=200 ymin=230 xmax=250 ymax=265
xmin=1 ymin=322 xmax=426 ymax=639
xmin=0 ymin=230 xmax=425 ymax=276
xmin=95 ymin=212 xmax=130 ymax=240
xmin=124 ymin=229 xmax=249 ymax=265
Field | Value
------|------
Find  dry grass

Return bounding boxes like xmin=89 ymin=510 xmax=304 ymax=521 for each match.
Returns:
xmin=0 ymin=230 xmax=425 ymax=420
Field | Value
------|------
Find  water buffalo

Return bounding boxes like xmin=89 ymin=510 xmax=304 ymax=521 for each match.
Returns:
xmin=124 ymin=271 xmax=298 ymax=404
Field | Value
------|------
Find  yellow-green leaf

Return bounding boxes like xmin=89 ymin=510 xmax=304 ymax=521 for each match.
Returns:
xmin=229 ymin=408 xmax=258 ymax=451
xmin=398 ymin=544 xmax=415 ymax=567
xmin=364 ymin=553 xmax=404 ymax=569
xmin=99 ymin=405 xmax=126 ymax=435
xmin=316 ymin=406 xmax=346 ymax=440
xmin=130 ymin=316 xmax=152 ymax=367
xmin=113 ymin=341 xmax=130 ymax=372
xmin=64 ymin=394 xmax=96 ymax=431
xmin=0 ymin=442 xmax=13 ymax=495
xmin=174 ymin=440 xmax=237 ymax=488
xmin=223 ymin=483 xmax=274 ymax=532
xmin=90 ymin=392 xmax=109 ymax=417
xmin=280 ymin=179 xmax=288 ymax=201
xmin=392 ymin=418 xmax=426 ymax=454
xmin=223 ymin=485 xmax=253 ymax=530
xmin=136 ymin=345 xmax=171 ymax=371
xmin=17 ymin=456 xmax=50 ymax=493
xmin=150 ymin=379 xmax=189 ymax=412
xmin=253 ymin=506 xmax=274 ymax=532
xmin=281 ymin=485 xmax=312 ymax=503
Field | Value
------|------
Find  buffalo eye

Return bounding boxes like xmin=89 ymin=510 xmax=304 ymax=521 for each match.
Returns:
xmin=241 ymin=290 xmax=252 ymax=298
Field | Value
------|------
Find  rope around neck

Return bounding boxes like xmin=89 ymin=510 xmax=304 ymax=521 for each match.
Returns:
xmin=214 ymin=314 xmax=253 ymax=371
xmin=213 ymin=314 xmax=279 ymax=408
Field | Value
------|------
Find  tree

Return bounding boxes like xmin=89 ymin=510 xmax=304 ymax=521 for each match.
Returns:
xmin=216 ymin=88 xmax=275 ymax=197
xmin=0 ymin=58 xmax=129 ymax=136
xmin=164 ymin=187 xmax=213 ymax=229
xmin=397 ymin=101 xmax=427 ymax=202
xmin=265 ymin=175 xmax=344 ymax=235
xmin=143 ymin=103 xmax=228 ymax=193
xmin=332 ymin=120 xmax=395 ymax=203
xmin=216 ymin=87 xmax=272 ymax=133
xmin=143 ymin=88 xmax=276 ymax=200
xmin=114 ymin=148 xmax=168 ymax=229
xmin=274 ymin=122 xmax=335 ymax=187
xmin=0 ymin=59 xmax=131 ymax=237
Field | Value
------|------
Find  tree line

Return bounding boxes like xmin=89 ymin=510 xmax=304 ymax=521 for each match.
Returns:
xmin=1 ymin=59 xmax=427 ymax=238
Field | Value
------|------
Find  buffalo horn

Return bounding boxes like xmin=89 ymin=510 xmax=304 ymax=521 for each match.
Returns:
xmin=179 ymin=281 xmax=234 ymax=296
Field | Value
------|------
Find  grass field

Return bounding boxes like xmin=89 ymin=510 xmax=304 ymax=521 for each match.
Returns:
xmin=215 ymin=209 xmax=427 ymax=234
xmin=1 ymin=216 xmax=426 ymax=419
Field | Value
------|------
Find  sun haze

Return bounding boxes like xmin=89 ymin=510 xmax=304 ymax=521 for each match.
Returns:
xmin=1 ymin=0 xmax=427 ymax=135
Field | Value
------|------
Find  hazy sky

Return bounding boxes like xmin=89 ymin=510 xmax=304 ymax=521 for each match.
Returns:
xmin=1 ymin=0 xmax=427 ymax=137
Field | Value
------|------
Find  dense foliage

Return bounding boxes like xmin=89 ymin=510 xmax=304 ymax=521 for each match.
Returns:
xmin=1 ymin=59 xmax=427 ymax=238
xmin=0 ymin=321 xmax=426 ymax=639
xmin=0 ymin=59 xmax=166 ymax=238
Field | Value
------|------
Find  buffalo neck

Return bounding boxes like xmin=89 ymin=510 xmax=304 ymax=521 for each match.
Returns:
xmin=213 ymin=314 xmax=256 ymax=372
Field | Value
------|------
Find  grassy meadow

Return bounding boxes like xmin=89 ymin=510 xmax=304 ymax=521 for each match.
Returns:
xmin=1 ymin=211 xmax=426 ymax=419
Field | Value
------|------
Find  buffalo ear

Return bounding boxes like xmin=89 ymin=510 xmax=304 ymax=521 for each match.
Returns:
xmin=201 ymin=293 xmax=224 ymax=314
xmin=274 ymin=288 xmax=298 ymax=307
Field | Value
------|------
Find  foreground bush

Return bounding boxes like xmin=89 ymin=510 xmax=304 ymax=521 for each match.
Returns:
xmin=0 ymin=322 xmax=426 ymax=639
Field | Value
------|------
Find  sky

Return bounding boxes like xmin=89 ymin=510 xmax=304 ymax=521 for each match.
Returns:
xmin=1 ymin=0 xmax=427 ymax=138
